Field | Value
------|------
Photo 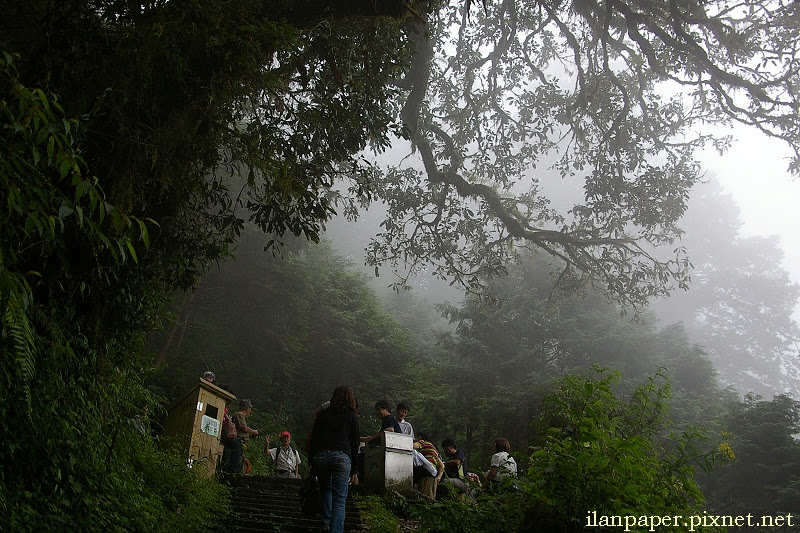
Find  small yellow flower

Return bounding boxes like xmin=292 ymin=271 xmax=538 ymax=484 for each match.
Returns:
xmin=717 ymin=441 xmax=735 ymax=460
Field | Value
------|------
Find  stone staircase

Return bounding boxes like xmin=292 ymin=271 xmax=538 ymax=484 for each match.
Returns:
xmin=223 ymin=475 xmax=366 ymax=532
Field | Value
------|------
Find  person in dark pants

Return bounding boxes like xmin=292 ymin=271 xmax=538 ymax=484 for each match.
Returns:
xmin=226 ymin=399 xmax=258 ymax=473
xmin=441 ymin=438 xmax=475 ymax=499
xmin=309 ymin=385 xmax=360 ymax=533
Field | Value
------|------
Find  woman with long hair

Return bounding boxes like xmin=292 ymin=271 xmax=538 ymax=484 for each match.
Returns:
xmin=308 ymin=385 xmax=360 ymax=533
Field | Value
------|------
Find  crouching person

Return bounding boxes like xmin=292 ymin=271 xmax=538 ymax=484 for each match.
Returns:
xmin=485 ymin=437 xmax=518 ymax=489
xmin=413 ymin=432 xmax=444 ymax=500
xmin=440 ymin=438 xmax=476 ymax=500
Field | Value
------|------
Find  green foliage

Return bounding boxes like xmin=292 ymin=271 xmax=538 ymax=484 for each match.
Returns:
xmin=95 ymin=441 xmax=230 ymax=533
xmin=3 ymin=0 xmax=412 ymax=294
xmin=424 ymin=250 xmax=723 ymax=471
xmin=357 ymin=495 xmax=401 ymax=533
xmin=0 ymin=52 xmax=223 ymax=532
xmin=411 ymin=494 xmax=524 ymax=533
xmin=0 ymin=50 xmax=154 ymax=416
xmin=701 ymin=394 xmax=800 ymax=526
xmin=524 ymin=368 xmax=723 ymax=531
xmin=0 ymin=308 xmax=227 ymax=531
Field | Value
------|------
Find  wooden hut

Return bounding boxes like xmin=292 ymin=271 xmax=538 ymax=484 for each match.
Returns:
xmin=161 ymin=378 xmax=237 ymax=476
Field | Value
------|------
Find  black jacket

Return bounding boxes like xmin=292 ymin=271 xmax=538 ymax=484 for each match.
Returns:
xmin=309 ymin=407 xmax=360 ymax=476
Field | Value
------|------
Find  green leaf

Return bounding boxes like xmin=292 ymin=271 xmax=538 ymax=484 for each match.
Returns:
xmin=36 ymin=124 xmax=48 ymax=145
xmin=58 ymin=204 xmax=74 ymax=219
xmin=125 ymin=240 xmax=138 ymax=264
xmin=110 ymin=209 xmax=123 ymax=234
xmin=136 ymin=219 xmax=150 ymax=248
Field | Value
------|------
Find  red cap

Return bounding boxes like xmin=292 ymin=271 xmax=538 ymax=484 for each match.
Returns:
xmin=280 ymin=431 xmax=291 ymax=438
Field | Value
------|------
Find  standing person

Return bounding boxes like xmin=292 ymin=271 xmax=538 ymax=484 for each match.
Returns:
xmin=396 ymin=402 xmax=415 ymax=439
xmin=227 ymin=399 xmax=258 ymax=474
xmin=485 ymin=437 xmax=517 ymax=484
xmin=309 ymin=385 xmax=360 ymax=533
xmin=265 ymin=431 xmax=302 ymax=479
xmin=361 ymin=400 xmax=401 ymax=443
xmin=220 ymin=406 xmax=237 ymax=471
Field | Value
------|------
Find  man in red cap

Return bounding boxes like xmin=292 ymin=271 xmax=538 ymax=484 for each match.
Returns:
xmin=265 ymin=430 xmax=302 ymax=478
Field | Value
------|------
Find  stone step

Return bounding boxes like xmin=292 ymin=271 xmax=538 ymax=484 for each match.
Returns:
xmin=230 ymin=517 xmax=325 ymax=533
xmin=233 ymin=502 xmax=360 ymax=514
xmin=230 ymin=514 xmax=365 ymax=532
xmin=232 ymin=494 xmax=359 ymax=506
xmin=233 ymin=502 xmax=362 ymax=516
xmin=225 ymin=478 xmax=297 ymax=488
xmin=224 ymin=474 xmax=365 ymax=533
xmin=230 ymin=522 xmax=368 ymax=533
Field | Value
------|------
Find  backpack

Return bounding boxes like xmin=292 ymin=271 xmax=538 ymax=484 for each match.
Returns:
xmin=221 ymin=413 xmax=237 ymax=444
xmin=298 ymin=473 xmax=321 ymax=515
xmin=274 ymin=446 xmax=300 ymax=474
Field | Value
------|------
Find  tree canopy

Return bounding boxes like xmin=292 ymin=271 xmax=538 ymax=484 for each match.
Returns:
xmin=369 ymin=0 xmax=800 ymax=305
xmin=5 ymin=1 xmax=800 ymax=312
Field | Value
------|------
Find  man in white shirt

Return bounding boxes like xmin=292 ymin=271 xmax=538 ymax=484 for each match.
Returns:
xmin=265 ymin=431 xmax=302 ymax=478
xmin=396 ymin=402 xmax=415 ymax=439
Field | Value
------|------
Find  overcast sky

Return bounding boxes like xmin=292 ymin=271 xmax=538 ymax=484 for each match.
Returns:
xmin=698 ymin=126 xmax=800 ymax=317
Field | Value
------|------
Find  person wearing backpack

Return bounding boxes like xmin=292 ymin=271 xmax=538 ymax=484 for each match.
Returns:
xmin=485 ymin=437 xmax=517 ymax=485
xmin=265 ymin=431 xmax=302 ymax=479
xmin=219 ymin=406 xmax=237 ymax=472
xmin=226 ymin=399 xmax=258 ymax=474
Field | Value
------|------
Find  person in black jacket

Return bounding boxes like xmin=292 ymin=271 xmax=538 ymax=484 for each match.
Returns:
xmin=309 ymin=385 xmax=360 ymax=533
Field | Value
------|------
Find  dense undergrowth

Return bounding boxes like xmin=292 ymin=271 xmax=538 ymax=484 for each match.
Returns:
xmin=357 ymin=368 xmax=725 ymax=533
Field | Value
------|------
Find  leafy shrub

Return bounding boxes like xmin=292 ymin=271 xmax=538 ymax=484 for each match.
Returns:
xmin=357 ymin=495 xmax=401 ymax=533
xmin=523 ymin=367 xmax=722 ymax=532
xmin=0 ymin=51 xmax=225 ymax=532
xmin=411 ymin=493 xmax=524 ymax=533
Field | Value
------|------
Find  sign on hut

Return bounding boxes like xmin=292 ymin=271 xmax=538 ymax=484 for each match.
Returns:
xmin=161 ymin=378 xmax=236 ymax=476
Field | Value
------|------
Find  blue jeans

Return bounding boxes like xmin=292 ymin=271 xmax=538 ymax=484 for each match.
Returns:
xmin=313 ymin=451 xmax=351 ymax=533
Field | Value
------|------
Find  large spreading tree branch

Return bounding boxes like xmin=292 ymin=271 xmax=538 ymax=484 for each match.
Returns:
xmin=367 ymin=0 xmax=799 ymax=307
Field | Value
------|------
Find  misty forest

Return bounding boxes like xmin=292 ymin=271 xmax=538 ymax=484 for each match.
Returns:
xmin=3 ymin=1 xmax=800 ymax=532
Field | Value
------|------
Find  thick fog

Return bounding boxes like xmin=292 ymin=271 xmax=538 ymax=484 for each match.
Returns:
xmin=321 ymin=138 xmax=800 ymax=400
